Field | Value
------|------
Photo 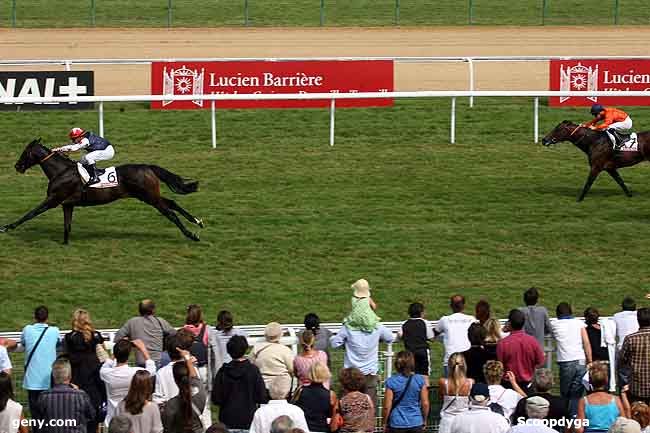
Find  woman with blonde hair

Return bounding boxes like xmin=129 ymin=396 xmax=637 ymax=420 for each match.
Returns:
xmin=483 ymin=318 xmax=503 ymax=358
xmin=64 ymin=308 xmax=106 ymax=433
xmin=437 ymin=352 xmax=472 ymax=433
xmin=483 ymin=360 xmax=526 ymax=421
xmin=294 ymin=362 xmax=337 ymax=433
xmin=293 ymin=330 xmax=329 ymax=388
xmin=631 ymin=401 xmax=650 ymax=432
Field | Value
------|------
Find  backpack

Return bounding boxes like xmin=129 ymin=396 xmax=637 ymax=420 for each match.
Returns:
xmin=189 ymin=324 xmax=208 ymax=366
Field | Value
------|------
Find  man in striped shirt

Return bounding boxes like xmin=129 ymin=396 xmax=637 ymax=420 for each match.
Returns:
xmin=37 ymin=358 xmax=95 ymax=433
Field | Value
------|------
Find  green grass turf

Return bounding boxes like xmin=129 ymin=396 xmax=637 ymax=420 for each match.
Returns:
xmin=3 ymin=0 xmax=650 ymax=27
xmin=1 ymin=97 xmax=650 ymax=332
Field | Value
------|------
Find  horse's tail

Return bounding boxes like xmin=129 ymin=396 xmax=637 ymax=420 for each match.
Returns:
xmin=149 ymin=165 xmax=199 ymax=195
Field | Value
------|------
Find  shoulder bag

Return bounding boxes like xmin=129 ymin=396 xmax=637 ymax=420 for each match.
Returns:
xmin=25 ymin=326 xmax=50 ymax=372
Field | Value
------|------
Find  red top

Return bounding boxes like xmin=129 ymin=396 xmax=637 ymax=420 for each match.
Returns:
xmin=585 ymin=107 xmax=629 ymax=130
xmin=496 ymin=330 xmax=545 ymax=382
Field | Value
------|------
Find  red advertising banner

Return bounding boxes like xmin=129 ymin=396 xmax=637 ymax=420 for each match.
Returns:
xmin=550 ymin=59 xmax=650 ymax=106
xmin=151 ymin=60 xmax=393 ymax=109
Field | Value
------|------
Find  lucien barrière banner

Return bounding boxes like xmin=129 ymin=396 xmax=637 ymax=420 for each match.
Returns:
xmin=549 ymin=59 xmax=650 ymax=106
xmin=151 ymin=60 xmax=394 ymax=109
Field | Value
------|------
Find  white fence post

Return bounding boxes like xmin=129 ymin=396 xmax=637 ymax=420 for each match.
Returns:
xmin=468 ymin=58 xmax=474 ymax=108
xmin=534 ymin=97 xmax=539 ymax=143
xmin=211 ymin=100 xmax=217 ymax=149
xmin=330 ymin=99 xmax=336 ymax=147
xmin=450 ymin=97 xmax=456 ymax=144
xmin=98 ymin=102 xmax=104 ymax=137
xmin=385 ymin=342 xmax=394 ymax=378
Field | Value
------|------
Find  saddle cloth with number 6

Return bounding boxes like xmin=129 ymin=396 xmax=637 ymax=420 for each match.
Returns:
xmin=76 ymin=163 xmax=119 ymax=188
xmin=619 ymin=133 xmax=639 ymax=152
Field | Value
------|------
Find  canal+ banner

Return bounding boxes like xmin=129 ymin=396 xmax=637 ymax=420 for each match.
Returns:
xmin=549 ymin=59 xmax=650 ymax=106
xmin=151 ymin=60 xmax=393 ymax=109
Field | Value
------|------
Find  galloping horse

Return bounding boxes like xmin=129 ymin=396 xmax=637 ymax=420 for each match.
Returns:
xmin=0 ymin=139 xmax=203 ymax=243
xmin=542 ymin=121 xmax=650 ymax=201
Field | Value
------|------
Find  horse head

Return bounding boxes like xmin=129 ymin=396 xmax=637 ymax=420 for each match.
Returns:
xmin=15 ymin=138 xmax=50 ymax=173
xmin=542 ymin=120 xmax=582 ymax=146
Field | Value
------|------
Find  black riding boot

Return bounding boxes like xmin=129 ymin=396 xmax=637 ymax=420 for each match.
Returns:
xmin=86 ymin=164 xmax=100 ymax=186
xmin=608 ymin=129 xmax=622 ymax=151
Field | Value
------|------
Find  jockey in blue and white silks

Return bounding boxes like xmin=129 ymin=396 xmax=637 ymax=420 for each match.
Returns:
xmin=53 ymin=127 xmax=115 ymax=186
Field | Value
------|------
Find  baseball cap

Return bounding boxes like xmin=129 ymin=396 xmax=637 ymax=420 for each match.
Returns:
xmin=469 ymin=383 xmax=490 ymax=402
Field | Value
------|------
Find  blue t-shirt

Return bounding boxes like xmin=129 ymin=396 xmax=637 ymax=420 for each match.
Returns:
xmin=385 ymin=373 xmax=425 ymax=428
xmin=21 ymin=324 xmax=60 ymax=390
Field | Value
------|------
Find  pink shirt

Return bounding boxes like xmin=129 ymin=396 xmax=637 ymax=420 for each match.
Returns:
xmin=183 ymin=323 xmax=209 ymax=345
xmin=293 ymin=350 xmax=329 ymax=389
xmin=496 ymin=330 xmax=545 ymax=382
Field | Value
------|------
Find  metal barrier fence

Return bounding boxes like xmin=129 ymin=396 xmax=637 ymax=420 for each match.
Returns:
xmin=1 ymin=320 xmax=561 ymax=432
xmin=4 ymin=0 xmax=647 ymax=28
xmin=1 ymin=89 xmax=648 ymax=148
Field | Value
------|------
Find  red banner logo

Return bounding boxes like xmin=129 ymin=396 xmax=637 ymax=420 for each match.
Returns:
xmin=550 ymin=59 xmax=650 ymax=106
xmin=151 ymin=60 xmax=394 ymax=109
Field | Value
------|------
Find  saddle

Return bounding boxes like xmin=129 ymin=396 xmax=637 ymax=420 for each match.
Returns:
xmin=605 ymin=129 xmax=637 ymax=152
xmin=76 ymin=163 xmax=119 ymax=188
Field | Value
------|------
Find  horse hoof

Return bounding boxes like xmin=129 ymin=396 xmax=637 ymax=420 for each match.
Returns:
xmin=190 ymin=233 xmax=200 ymax=242
xmin=195 ymin=218 xmax=204 ymax=228
xmin=0 ymin=225 xmax=9 ymax=233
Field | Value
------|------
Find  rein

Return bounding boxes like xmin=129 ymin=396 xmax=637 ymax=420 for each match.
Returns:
xmin=569 ymin=125 xmax=589 ymax=146
xmin=39 ymin=152 xmax=56 ymax=164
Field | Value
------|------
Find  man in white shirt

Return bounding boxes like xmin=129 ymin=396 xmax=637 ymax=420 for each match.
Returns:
xmin=450 ymin=383 xmax=510 ymax=433
xmin=434 ymin=294 xmax=476 ymax=376
xmin=100 ymin=338 xmax=156 ymax=426
xmin=249 ymin=375 xmax=309 ymax=433
xmin=549 ymin=302 xmax=591 ymax=419
xmin=613 ymin=297 xmax=639 ymax=350
xmin=0 ymin=345 xmax=12 ymax=374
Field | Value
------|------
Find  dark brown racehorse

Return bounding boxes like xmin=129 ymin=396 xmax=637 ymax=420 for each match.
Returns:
xmin=0 ymin=138 xmax=203 ymax=243
xmin=542 ymin=121 xmax=650 ymax=201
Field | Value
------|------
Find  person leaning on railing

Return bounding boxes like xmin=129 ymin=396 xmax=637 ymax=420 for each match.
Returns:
xmin=64 ymin=308 xmax=106 ymax=433
xmin=113 ymin=299 xmax=175 ymax=369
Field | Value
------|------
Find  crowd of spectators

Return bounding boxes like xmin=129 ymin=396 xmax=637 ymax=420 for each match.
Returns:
xmin=0 ymin=283 xmax=649 ymax=433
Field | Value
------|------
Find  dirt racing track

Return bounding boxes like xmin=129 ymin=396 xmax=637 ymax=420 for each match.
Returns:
xmin=2 ymin=27 xmax=650 ymax=95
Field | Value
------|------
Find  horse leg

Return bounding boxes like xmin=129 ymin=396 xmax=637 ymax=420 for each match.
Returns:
xmin=63 ymin=205 xmax=74 ymax=244
xmin=134 ymin=193 xmax=200 ymax=241
xmin=0 ymin=197 xmax=61 ymax=233
xmin=577 ymin=168 xmax=601 ymax=202
xmin=161 ymin=198 xmax=204 ymax=228
xmin=606 ymin=169 xmax=632 ymax=197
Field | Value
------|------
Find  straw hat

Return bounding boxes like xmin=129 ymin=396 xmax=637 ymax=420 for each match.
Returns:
xmin=351 ymin=279 xmax=371 ymax=298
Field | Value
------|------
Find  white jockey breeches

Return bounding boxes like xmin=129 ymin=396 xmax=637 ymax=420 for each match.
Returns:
xmin=608 ymin=116 xmax=633 ymax=132
xmin=81 ymin=145 xmax=115 ymax=165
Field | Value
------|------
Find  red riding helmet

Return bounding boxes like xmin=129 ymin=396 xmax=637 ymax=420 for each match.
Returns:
xmin=69 ymin=127 xmax=85 ymax=140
